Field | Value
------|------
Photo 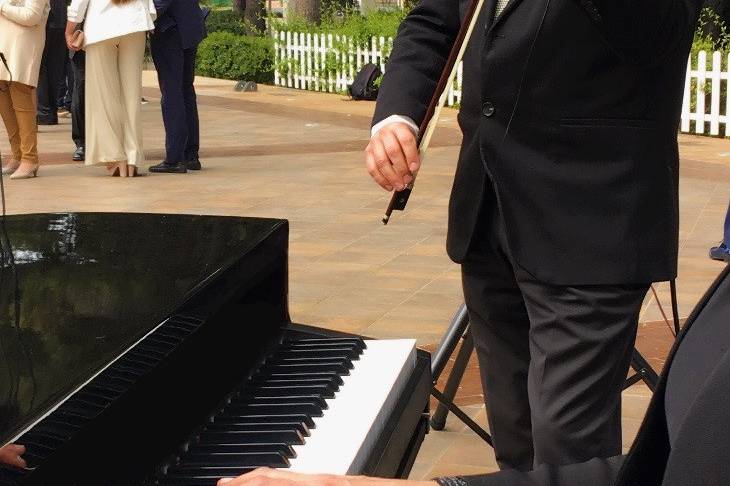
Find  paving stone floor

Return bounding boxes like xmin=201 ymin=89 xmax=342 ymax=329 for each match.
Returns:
xmin=0 ymin=73 xmax=727 ymax=479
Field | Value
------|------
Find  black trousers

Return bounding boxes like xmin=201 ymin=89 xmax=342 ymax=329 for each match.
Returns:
xmin=462 ymin=185 xmax=649 ymax=470
xmin=37 ymin=28 xmax=67 ymax=123
xmin=150 ymin=27 xmax=200 ymax=164
xmin=70 ymin=51 xmax=85 ymax=148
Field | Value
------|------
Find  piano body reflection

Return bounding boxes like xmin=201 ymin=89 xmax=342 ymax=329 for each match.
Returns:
xmin=0 ymin=213 xmax=431 ymax=485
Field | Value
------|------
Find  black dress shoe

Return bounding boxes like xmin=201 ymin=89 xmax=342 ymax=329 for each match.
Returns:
xmin=37 ymin=116 xmax=58 ymax=126
xmin=187 ymin=158 xmax=202 ymax=171
xmin=148 ymin=161 xmax=187 ymax=173
xmin=73 ymin=146 xmax=85 ymax=162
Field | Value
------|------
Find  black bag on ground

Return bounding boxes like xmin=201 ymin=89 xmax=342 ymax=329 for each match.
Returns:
xmin=349 ymin=63 xmax=382 ymax=100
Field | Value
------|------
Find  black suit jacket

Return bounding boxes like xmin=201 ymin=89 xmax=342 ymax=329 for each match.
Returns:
xmin=456 ymin=264 xmax=730 ymax=486
xmin=153 ymin=0 xmax=207 ymax=49
xmin=374 ymin=0 xmax=703 ymax=285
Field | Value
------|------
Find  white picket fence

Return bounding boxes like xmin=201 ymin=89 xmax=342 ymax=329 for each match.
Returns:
xmin=273 ymin=31 xmax=463 ymax=105
xmin=273 ymin=33 xmax=730 ymax=138
xmin=681 ymin=50 xmax=730 ymax=136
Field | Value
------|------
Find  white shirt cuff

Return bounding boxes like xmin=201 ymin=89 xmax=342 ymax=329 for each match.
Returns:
xmin=371 ymin=115 xmax=419 ymax=138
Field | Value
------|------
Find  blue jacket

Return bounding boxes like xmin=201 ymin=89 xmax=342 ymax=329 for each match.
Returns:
xmin=153 ymin=0 xmax=207 ymax=49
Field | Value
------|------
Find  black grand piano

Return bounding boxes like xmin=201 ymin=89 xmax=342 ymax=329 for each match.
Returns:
xmin=0 ymin=213 xmax=431 ymax=486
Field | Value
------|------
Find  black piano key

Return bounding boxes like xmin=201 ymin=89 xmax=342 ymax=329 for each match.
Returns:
xmin=85 ymin=380 xmax=126 ymax=396
xmin=241 ymin=384 xmax=336 ymax=399
xmin=212 ymin=414 xmax=316 ymax=429
xmin=17 ymin=431 xmax=65 ymax=451
xmin=135 ymin=343 xmax=171 ymax=359
xmin=259 ymin=362 xmax=351 ymax=375
xmin=30 ymin=420 xmax=80 ymax=441
xmin=222 ymin=403 xmax=323 ymax=420
xmin=284 ymin=337 xmax=366 ymax=347
xmin=266 ymin=356 xmax=354 ymax=370
xmin=276 ymin=348 xmax=363 ymax=360
xmin=103 ymin=368 xmax=139 ymax=385
xmin=185 ymin=443 xmax=296 ymax=458
xmin=180 ymin=452 xmax=289 ymax=468
xmin=53 ymin=405 xmax=98 ymax=422
xmin=146 ymin=334 xmax=183 ymax=347
xmin=204 ymin=421 xmax=310 ymax=437
xmin=108 ymin=362 xmax=146 ymax=377
xmin=251 ymin=373 xmax=344 ymax=387
xmin=124 ymin=351 xmax=160 ymax=367
xmin=156 ymin=327 xmax=192 ymax=339
xmin=196 ymin=430 xmax=305 ymax=445
xmin=255 ymin=371 xmax=346 ymax=385
xmin=232 ymin=395 xmax=328 ymax=410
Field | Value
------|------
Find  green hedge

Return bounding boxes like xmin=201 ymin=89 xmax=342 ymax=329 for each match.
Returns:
xmin=271 ymin=9 xmax=407 ymax=45
xmin=206 ymin=9 xmax=249 ymax=36
xmin=196 ymin=32 xmax=274 ymax=82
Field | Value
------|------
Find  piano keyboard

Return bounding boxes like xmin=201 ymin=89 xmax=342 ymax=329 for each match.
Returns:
xmin=157 ymin=338 xmax=417 ymax=485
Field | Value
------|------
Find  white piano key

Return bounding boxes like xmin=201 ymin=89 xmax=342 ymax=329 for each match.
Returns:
xmin=287 ymin=339 xmax=417 ymax=475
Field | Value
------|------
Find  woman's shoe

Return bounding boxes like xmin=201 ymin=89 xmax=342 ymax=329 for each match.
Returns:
xmin=106 ymin=162 xmax=122 ymax=177
xmin=9 ymin=162 xmax=38 ymax=179
xmin=127 ymin=165 xmax=138 ymax=177
xmin=1 ymin=159 xmax=20 ymax=175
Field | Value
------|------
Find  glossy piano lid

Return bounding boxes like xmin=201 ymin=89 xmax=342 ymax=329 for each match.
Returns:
xmin=0 ymin=212 xmax=287 ymax=445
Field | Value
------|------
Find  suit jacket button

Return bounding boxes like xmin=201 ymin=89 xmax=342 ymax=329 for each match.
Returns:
xmin=482 ymin=102 xmax=496 ymax=117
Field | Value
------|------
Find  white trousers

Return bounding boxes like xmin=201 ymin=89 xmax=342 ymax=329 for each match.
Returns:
xmin=85 ymin=32 xmax=146 ymax=166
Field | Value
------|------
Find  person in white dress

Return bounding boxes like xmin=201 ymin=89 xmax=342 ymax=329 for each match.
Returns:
xmin=65 ymin=0 xmax=155 ymax=177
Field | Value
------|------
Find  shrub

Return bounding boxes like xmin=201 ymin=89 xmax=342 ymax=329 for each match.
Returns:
xmin=196 ymin=32 xmax=274 ymax=82
xmin=206 ymin=9 xmax=249 ymax=36
xmin=270 ymin=8 xmax=407 ymax=45
xmin=693 ymin=7 xmax=730 ymax=57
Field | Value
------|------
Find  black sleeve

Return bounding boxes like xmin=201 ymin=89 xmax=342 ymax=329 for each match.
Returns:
xmin=575 ymin=0 xmax=703 ymax=65
xmin=445 ymin=456 xmax=625 ymax=486
xmin=371 ymin=0 xmax=461 ymax=127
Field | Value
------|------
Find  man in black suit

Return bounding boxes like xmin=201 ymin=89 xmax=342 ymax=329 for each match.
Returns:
xmin=36 ymin=0 xmax=67 ymax=126
xmin=148 ymin=0 xmax=207 ymax=174
xmin=362 ymin=0 xmax=703 ymax=472
xmin=215 ymin=266 xmax=730 ymax=486
xmin=69 ymin=46 xmax=85 ymax=162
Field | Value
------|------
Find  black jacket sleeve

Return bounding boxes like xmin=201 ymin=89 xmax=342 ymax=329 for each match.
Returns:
xmin=576 ymin=0 xmax=703 ymax=65
xmin=451 ymin=456 xmax=625 ymax=486
xmin=371 ymin=0 xmax=460 ymax=127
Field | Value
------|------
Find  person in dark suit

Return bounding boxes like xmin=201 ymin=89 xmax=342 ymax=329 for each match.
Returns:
xmin=69 ymin=45 xmax=85 ymax=161
xmin=148 ymin=0 xmax=206 ymax=174
xmin=36 ymin=0 xmax=67 ymax=125
xmin=359 ymin=0 xmax=705 ymax=471
xmin=215 ymin=265 xmax=730 ymax=486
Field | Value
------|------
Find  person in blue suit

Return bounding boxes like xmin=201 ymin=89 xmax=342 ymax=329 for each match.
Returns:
xmin=148 ymin=0 xmax=206 ymax=174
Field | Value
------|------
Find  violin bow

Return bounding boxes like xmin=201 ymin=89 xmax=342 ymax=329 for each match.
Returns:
xmin=382 ymin=0 xmax=487 ymax=225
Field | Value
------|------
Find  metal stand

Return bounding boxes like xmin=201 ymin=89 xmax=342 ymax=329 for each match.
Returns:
xmin=430 ymin=280 xmax=679 ymax=443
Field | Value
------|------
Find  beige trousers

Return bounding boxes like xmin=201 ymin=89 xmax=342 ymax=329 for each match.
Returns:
xmin=0 ymin=81 xmax=38 ymax=165
xmin=85 ymin=32 xmax=146 ymax=167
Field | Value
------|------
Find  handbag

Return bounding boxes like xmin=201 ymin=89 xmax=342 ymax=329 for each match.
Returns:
xmin=70 ymin=30 xmax=85 ymax=51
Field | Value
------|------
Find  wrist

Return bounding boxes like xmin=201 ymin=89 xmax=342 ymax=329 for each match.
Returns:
xmin=371 ymin=115 xmax=419 ymax=138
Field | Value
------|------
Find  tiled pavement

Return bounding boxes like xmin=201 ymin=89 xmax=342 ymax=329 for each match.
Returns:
xmin=1 ymin=73 xmax=728 ymax=478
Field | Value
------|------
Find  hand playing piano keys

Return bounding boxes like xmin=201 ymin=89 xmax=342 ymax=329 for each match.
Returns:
xmin=0 ymin=444 xmax=27 ymax=469
xmin=218 ymin=466 xmax=437 ymax=486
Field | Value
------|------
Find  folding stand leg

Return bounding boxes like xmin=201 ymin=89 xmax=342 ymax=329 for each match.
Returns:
xmin=431 ymin=332 xmax=474 ymax=430
xmin=624 ymin=349 xmax=660 ymax=392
